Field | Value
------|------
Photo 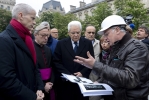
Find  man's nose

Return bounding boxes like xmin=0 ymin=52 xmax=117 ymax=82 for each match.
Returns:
xmin=74 ymin=34 xmax=78 ymax=36
xmin=33 ymin=21 xmax=36 ymax=26
xmin=45 ymin=36 xmax=48 ymax=39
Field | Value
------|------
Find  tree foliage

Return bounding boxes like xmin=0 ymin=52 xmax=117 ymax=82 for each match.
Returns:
xmin=37 ymin=12 xmax=78 ymax=39
xmin=82 ymin=2 xmax=113 ymax=38
xmin=36 ymin=12 xmax=54 ymax=28
xmin=36 ymin=0 xmax=149 ymax=39
xmin=114 ymin=0 xmax=149 ymax=30
xmin=114 ymin=0 xmax=128 ymax=15
xmin=52 ymin=13 xmax=77 ymax=39
xmin=0 ymin=8 xmax=11 ymax=32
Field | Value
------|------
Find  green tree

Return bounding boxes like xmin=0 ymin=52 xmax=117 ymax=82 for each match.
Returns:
xmin=114 ymin=0 xmax=149 ymax=30
xmin=52 ymin=13 xmax=77 ymax=39
xmin=37 ymin=12 xmax=77 ymax=39
xmin=114 ymin=0 xmax=128 ymax=15
xmin=82 ymin=2 xmax=113 ymax=38
xmin=36 ymin=11 xmax=54 ymax=28
xmin=0 ymin=8 xmax=11 ymax=32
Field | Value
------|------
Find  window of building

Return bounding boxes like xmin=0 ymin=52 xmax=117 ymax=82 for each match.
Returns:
xmin=7 ymin=6 xmax=10 ymax=10
xmin=90 ymin=8 xmax=95 ymax=16
xmin=1 ymin=5 xmax=3 ymax=9
xmin=84 ymin=10 xmax=88 ymax=15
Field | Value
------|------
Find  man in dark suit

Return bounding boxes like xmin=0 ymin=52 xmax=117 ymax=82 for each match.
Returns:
xmin=0 ymin=3 xmax=44 ymax=100
xmin=53 ymin=21 xmax=94 ymax=100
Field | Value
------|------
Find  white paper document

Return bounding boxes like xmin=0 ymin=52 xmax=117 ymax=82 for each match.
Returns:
xmin=61 ymin=73 xmax=113 ymax=96
xmin=77 ymin=83 xmax=113 ymax=96
xmin=62 ymin=73 xmax=93 ymax=83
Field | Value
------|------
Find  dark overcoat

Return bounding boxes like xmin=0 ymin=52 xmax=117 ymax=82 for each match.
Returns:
xmin=0 ymin=25 xmax=44 ymax=100
xmin=53 ymin=37 xmax=94 ymax=100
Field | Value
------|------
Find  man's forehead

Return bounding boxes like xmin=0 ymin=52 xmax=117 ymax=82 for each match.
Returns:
xmin=51 ymin=29 xmax=58 ymax=31
xmin=70 ymin=27 xmax=81 ymax=31
xmin=86 ymin=26 xmax=95 ymax=30
xmin=104 ymin=28 xmax=111 ymax=33
xmin=104 ymin=26 xmax=117 ymax=32
xmin=138 ymin=28 xmax=145 ymax=31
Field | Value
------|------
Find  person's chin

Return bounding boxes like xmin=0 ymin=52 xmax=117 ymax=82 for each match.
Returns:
xmin=136 ymin=36 xmax=141 ymax=39
xmin=42 ymin=42 xmax=47 ymax=45
xmin=74 ymin=39 xmax=79 ymax=41
xmin=136 ymin=35 xmax=140 ymax=37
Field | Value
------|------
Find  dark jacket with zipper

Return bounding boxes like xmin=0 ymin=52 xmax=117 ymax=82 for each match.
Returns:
xmin=94 ymin=33 xmax=149 ymax=100
xmin=142 ymin=37 xmax=149 ymax=50
xmin=0 ymin=24 xmax=44 ymax=100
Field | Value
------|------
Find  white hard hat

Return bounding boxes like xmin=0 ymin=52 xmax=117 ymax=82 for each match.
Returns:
xmin=98 ymin=15 xmax=126 ymax=35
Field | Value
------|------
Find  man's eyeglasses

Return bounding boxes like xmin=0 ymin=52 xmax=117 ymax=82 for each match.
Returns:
xmin=104 ymin=31 xmax=110 ymax=37
xmin=104 ymin=28 xmax=115 ymax=37
xmin=38 ymin=34 xmax=49 ymax=38
xmin=88 ymin=32 xmax=95 ymax=34
xmin=52 ymin=32 xmax=58 ymax=34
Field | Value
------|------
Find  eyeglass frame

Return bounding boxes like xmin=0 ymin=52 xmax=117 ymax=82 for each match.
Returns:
xmin=103 ymin=27 xmax=117 ymax=37
xmin=38 ymin=33 xmax=49 ymax=38
xmin=87 ymin=32 xmax=95 ymax=34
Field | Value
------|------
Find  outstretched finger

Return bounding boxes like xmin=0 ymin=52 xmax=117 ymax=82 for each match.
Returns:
xmin=74 ymin=58 xmax=83 ymax=64
xmin=87 ymin=51 xmax=93 ymax=58
xmin=75 ymin=56 xmax=86 ymax=61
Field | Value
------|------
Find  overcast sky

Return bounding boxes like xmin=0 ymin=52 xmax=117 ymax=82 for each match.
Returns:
xmin=16 ymin=0 xmax=91 ymax=13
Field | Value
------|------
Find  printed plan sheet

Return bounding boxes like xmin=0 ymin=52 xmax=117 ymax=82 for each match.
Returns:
xmin=62 ymin=73 xmax=113 ymax=96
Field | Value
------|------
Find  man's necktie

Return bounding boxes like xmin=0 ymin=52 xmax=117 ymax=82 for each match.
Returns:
xmin=74 ymin=42 xmax=78 ymax=53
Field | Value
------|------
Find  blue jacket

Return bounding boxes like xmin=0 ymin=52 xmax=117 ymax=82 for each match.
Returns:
xmin=46 ymin=35 xmax=58 ymax=55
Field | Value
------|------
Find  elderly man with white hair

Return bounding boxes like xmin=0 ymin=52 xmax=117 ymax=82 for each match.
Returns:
xmin=53 ymin=21 xmax=94 ymax=100
xmin=0 ymin=3 xmax=44 ymax=100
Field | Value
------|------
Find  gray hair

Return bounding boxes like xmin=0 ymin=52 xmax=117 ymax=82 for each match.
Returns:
xmin=12 ymin=3 xmax=35 ymax=18
xmin=68 ymin=21 xmax=82 ymax=32
xmin=34 ymin=22 xmax=50 ymax=34
xmin=40 ymin=21 xmax=50 ymax=27
xmin=40 ymin=21 xmax=50 ymax=30
xmin=112 ymin=25 xmax=127 ymax=34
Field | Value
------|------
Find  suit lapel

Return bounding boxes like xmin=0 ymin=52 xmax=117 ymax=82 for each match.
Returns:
xmin=93 ymin=39 xmax=98 ymax=47
xmin=64 ymin=37 xmax=76 ymax=57
xmin=7 ymin=25 xmax=33 ymax=59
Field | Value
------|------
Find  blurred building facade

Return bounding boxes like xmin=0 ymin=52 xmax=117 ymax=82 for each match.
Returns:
xmin=0 ymin=0 xmax=16 ymax=11
xmin=38 ymin=0 xmax=65 ymax=16
xmin=68 ymin=0 xmax=149 ymax=21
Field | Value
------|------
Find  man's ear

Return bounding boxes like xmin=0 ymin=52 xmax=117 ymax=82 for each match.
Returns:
xmin=115 ymin=27 xmax=121 ymax=35
xmin=18 ymin=12 xmax=23 ymax=20
xmin=145 ymin=33 xmax=149 ymax=37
